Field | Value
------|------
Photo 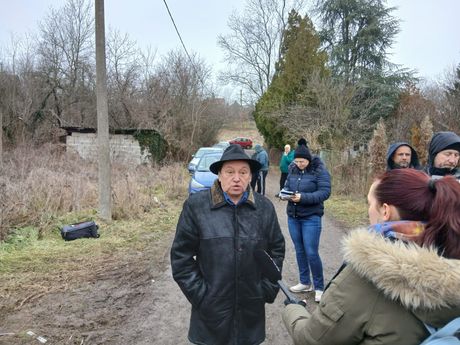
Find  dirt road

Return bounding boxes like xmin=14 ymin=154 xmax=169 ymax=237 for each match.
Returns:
xmin=141 ymin=170 xmax=347 ymax=345
xmin=0 ymin=170 xmax=347 ymax=345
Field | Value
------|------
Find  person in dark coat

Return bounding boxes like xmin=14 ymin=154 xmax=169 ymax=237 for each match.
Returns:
xmin=283 ymin=169 xmax=460 ymax=345
xmin=425 ymin=131 xmax=460 ymax=181
xmin=171 ymin=144 xmax=285 ymax=345
xmin=282 ymin=139 xmax=331 ymax=303
xmin=386 ymin=142 xmax=421 ymax=170
xmin=253 ymin=144 xmax=269 ymax=195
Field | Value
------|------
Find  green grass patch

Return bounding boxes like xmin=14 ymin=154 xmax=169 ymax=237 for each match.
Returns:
xmin=325 ymin=194 xmax=368 ymax=229
xmin=0 ymin=204 xmax=180 ymax=276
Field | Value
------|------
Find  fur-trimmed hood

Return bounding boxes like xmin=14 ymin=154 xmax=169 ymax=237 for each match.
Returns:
xmin=343 ymin=229 xmax=460 ymax=311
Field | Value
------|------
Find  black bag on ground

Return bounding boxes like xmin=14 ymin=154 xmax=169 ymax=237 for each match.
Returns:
xmin=61 ymin=221 xmax=100 ymax=241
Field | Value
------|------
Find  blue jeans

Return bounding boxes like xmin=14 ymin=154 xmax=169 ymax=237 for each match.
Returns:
xmin=288 ymin=215 xmax=324 ymax=291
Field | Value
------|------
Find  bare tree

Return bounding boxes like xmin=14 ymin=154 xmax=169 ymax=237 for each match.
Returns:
xmin=387 ymin=83 xmax=436 ymax=143
xmin=262 ymin=72 xmax=355 ymax=151
xmin=95 ymin=0 xmax=111 ymax=220
xmin=106 ymin=29 xmax=143 ymax=128
xmin=144 ymin=50 xmax=222 ymax=158
xmin=218 ymin=0 xmax=307 ymax=102
xmin=37 ymin=0 xmax=95 ymax=127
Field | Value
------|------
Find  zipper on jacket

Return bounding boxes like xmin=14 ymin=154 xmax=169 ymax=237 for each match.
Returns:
xmin=293 ymin=170 xmax=304 ymax=218
xmin=233 ymin=205 xmax=240 ymax=342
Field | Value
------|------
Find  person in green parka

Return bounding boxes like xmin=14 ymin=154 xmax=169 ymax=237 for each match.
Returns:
xmin=279 ymin=144 xmax=295 ymax=190
xmin=283 ymin=168 xmax=460 ymax=345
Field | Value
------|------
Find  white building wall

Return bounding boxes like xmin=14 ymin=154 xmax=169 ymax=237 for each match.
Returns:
xmin=66 ymin=132 xmax=150 ymax=165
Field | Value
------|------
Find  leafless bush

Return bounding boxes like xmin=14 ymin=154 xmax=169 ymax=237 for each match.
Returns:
xmin=0 ymin=144 xmax=188 ymax=240
xmin=321 ymin=149 xmax=371 ymax=197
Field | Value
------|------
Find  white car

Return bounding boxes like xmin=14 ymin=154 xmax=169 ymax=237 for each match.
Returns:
xmin=213 ymin=141 xmax=230 ymax=149
xmin=188 ymin=147 xmax=223 ymax=173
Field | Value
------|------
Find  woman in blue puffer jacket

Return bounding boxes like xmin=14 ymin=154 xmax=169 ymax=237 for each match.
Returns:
xmin=283 ymin=139 xmax=331 ymax=303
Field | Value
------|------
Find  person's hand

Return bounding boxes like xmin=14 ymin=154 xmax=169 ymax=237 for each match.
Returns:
xmin=290 ymin=193 xmax=301 ymax=203
xmin=284 ymin=298 xmax=306 ymax=307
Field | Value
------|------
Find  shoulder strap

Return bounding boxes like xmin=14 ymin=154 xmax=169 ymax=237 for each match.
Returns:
xmin=421 ymin=317 xmax=460 ymax=344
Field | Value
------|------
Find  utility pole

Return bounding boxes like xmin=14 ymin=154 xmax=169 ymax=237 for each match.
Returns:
xmin=95 ymin=0 xmax=112 ymax=220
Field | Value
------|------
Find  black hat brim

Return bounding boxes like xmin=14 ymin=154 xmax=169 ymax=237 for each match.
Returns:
xmin=209 ymin=144 xmax=262 ymax=174
xmin=210 ymin=159 xmax=261 ymax=175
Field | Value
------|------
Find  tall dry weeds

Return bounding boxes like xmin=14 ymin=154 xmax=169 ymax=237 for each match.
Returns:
xmin=0 ymin=144 xmax=188 ymax=240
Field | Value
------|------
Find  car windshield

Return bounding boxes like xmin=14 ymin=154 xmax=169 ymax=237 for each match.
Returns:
xmin=196 ymin=154 xmax=222 ymax=171
xmin=195 ymin=147 xmax=221 ymax=158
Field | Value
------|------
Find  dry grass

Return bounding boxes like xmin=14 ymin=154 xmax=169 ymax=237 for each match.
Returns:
xmin=218 ymin=120 xmax=265 ymax=146
xmin=325 ymin=194 xmax=368 ymax=229
xmin=0 ymin=143 xmax=188 ymax=310
xmin=0 ymin=143 xmax=188 ymax=240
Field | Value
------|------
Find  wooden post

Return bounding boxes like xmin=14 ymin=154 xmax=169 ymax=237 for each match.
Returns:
xmin=95 ymin=0 xmax=112 ymax=220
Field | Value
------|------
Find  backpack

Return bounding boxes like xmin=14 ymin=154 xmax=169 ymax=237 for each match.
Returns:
xmin=60 ymin=221 xmax=100 ymax=241
xmin=420 ymin=317 xmax=460 ymax=344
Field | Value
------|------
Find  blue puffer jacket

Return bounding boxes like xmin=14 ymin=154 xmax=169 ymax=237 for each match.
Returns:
xmin=284 ymin=156 xmax=331 ymax=218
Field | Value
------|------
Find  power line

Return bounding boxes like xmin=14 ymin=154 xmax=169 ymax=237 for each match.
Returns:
xmin=161 ymin=0 xmax=212 ymax=94
xmin=162 ymin=0 xmax=194 ymax=67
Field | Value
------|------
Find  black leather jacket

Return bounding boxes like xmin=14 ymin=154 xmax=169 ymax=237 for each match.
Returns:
xmin=171 ymin=180 xmax=285 ymax=345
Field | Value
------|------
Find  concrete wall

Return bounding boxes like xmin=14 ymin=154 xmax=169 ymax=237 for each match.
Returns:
xmin=66 ymin=132 xmax=149 ymax=165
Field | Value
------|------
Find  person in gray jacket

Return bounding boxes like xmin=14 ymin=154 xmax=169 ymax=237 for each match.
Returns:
xmin=253 ymin=144 xmax=269 ymax=195
xmin=171 ymin=144 xmax=285 ymax=345
xmin=425 ymin=131 xmax=460 ymax=181
xmin=283 ymin=169 xmax=460 ymax=345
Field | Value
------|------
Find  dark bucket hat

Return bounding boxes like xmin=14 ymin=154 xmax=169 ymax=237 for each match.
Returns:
xmin=210 ymin=144 xmax=261 ymax=174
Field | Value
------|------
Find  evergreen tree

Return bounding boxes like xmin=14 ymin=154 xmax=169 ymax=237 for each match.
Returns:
xmin=417 ymin=115 xmax=433 ymax=166
xmin=254 ymin=10 xmax=328 ymax=148
xmin=315 ymin=0 xmax=399 ymax=83
xmin=368 ymin=117 xmax=387 ymax=177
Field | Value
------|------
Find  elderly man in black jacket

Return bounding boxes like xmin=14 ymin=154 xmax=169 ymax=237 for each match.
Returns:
xmin=171 ymin=144 xmax=285 ymax=345
xmin=425 ymin=131 xmax=460 ymax=181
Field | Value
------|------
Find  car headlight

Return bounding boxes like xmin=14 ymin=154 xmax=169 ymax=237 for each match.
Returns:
xmin=190 ymin=178 xmax=205 ymax=189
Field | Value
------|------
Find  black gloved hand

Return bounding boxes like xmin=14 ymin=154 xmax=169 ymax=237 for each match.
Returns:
xmin=284 ymin=298 xmax=306 ymax=307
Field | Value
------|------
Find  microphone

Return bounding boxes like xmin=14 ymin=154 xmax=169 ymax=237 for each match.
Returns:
xmin=254 ymin=249 xmax=301 ymax=304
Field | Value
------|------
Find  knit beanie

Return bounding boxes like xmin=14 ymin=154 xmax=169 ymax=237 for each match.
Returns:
xmin=294 ymin=138 xmax=312 ymax=161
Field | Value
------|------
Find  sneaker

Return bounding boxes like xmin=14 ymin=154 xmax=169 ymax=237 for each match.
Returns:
xmin=315 ymin=290 xmax=323 ymax=303
xmin=289 ymin=283 xmax=313 ymax=293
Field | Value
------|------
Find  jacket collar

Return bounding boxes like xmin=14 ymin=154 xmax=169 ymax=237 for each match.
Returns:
xmin=210 ymin=179 xmax=256 ymax=208
xmin=343 ymin=229 xmax=460 ymax=310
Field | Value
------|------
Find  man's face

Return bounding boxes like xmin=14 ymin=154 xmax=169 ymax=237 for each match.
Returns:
xmin=434 ymin=149 xmax=460 ymax=169
xmin=218 ymin=161 xmax=251 ymax=200
xmin=392 ymin=146 xmax=412 ymax=168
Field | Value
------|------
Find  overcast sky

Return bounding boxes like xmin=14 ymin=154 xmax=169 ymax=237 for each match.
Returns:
xmin=0 ymin=0 xmax=459 ymax=97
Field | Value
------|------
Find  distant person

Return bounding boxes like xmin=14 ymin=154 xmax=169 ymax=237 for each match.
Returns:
xmin=279 ymin=144 xmax=295 ymax=190
xmin=250 ymin=149 xmax=259 ymax=191
xmin=283 ymin=168 xmax=460 ymax=345
xmin=425 ymin=131 xmax=460 ymax=181
xmin=171 ymin=144 xmax=285 ymax=345
xmin=283 ymin=138 xmax=331 ymax=303
xmin=386 ymin=142 xmax=421 ymax=170
xmin=253 ymin=144 xmax=269 ymax=195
